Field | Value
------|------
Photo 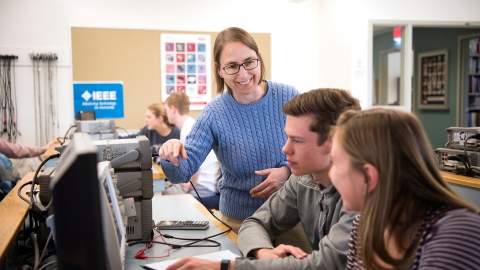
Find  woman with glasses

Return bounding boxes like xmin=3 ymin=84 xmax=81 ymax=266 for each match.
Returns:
xmin=159 ymin=27 xmax=299 ymax=233
xmin=329 ymin=108 xmax=480 ymax=269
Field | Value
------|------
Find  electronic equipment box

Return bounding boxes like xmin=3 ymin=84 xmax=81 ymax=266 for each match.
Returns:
xmin=75 ymin=119 xmax=118 ymax=140
xmin=444 ymin=127 xmax=480 ymax=151
xmin=434 ymin=147 xmax=480 ymax=173
xmin=46 ymin=135 xmax=153 ymax=241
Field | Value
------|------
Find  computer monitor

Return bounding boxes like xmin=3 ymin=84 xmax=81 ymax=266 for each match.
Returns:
xmin=50 ymin=132 xmax=125 ymax=269
xmin=97 ymin=161 xmax=126 ymax=269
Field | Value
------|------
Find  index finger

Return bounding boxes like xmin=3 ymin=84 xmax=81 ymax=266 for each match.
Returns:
xmin=158 ymin=144 xmax=180 ymax=166
xmin=179 ymin=144 xmax=187 ymax=160
xmin=254 ymin=168 xmax=273 ymax=176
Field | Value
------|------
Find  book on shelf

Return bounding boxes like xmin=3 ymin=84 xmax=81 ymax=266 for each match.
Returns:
xmin=470 ymin=38 xmax=479 ymax=55
xmin=471 ymin=56 xmax=479 ymax=74
xmin=471 ymin=76 xmax=480 ymax=93
xmin=469 ymin=111 xmax=480 ymax=127
xmin=472 ymin=95 xmax=480 ymax=106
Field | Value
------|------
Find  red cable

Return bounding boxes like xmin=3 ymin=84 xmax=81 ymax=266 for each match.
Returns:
xmin=135 ymin=232 xmax=173 ymax=259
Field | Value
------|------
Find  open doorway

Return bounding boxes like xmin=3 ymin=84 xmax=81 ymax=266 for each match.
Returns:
xmin=371 ymin=24 xmax=412 ymax=112
xmin=370 ymin=22 xmax=480 ymax=149
xmin=378 ymin=49 xmax=400 ymax=105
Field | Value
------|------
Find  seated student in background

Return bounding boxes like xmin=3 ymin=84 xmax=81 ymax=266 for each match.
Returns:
xmin=0 ymin=138 xmax=56 ymax=201
xmin=165 ymin=88 xmax=361 ymax=270
xmin=121 ymin=103 xmax=180 ymax=158
xmin=330 ymin=108 xmax=480 ymax=270
xmin=163 ymin=92 xmax=220 ymax=205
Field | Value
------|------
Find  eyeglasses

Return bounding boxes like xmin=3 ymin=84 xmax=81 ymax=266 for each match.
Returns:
xmin=222 ymin=59 xmax=259 ymax=75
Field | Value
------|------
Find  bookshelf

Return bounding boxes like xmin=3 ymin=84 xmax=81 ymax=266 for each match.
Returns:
xmin=458 ymin=34 xmax=480 ymax=127
xmin=466 ymin=37 xmax=480 ymax=126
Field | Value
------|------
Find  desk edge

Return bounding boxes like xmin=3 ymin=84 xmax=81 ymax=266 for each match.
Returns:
xmin=0 ymin=172 xmax=34 ymax=260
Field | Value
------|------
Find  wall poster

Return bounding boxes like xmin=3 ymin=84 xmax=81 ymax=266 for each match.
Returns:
xmin=160 ymin=33 xmax=212 ymax=110
xmin=417 ymin=49 xmax=448 ymax=110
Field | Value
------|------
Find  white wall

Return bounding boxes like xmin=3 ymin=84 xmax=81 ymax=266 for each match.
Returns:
xmin=1 ymin=0 xmax=480 ymax=146
xmin=0 ymin=0 xmax=321 ymax=146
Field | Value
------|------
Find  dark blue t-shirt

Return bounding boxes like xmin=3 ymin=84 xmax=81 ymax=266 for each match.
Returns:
xmin=121 ymin=125 xmax=180 ymax=161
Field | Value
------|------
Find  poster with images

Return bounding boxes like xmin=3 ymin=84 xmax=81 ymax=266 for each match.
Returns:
xmin=161 ymin=34 xmax=211 ymax=110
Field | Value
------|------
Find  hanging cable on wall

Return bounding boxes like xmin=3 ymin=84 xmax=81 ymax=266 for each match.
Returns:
xmin=0 ymin=55 xmax=20 ymax=143
xmin=29 ymin=52 xmax=59 ymax=146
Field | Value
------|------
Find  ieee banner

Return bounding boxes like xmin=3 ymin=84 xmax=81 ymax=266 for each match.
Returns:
xmin=73 ymin=82 xmax=124 ymax=119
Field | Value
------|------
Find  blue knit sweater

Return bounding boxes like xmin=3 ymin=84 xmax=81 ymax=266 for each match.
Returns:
xmin=160 ymin=80 xmax=299 ymax=219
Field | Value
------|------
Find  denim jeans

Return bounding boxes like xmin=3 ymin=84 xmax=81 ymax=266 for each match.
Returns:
xmin=0 ymin=154 xmax=13 ymax=199
xmin=0 ymin=153 xmax=13 ymax=172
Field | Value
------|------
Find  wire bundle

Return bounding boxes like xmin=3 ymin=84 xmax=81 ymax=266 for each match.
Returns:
xmin=29 ymin=52 xmax=59 ymax=146
xmin=16 ymin=153 xmax=61 ymax=270
xmin=462 ymin=133 xmax=480 ymax=176
xmin=0 ymin=55 xmax=20 ymax=142
xmin=128 ymin=178 xmax=233 ymax=260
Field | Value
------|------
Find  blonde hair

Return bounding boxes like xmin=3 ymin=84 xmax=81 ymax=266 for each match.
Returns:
xmin=336 ymin=108 xmax=478 ymax=269
xmin=165 ymin=92 xmax=190 ymax=115
xmin=147 ymin=103 xmax=173 ymax=128
xmin=213 ymin=27 xmax=265 ymax=95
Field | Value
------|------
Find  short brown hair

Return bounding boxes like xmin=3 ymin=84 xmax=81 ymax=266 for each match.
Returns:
xmin=213 ymin=27 xmax=265 ymax=95
xmin=282 ymin=88 xmax=361 ymax=145
xmin=165 ymin=92 xmax=190 ymax=115
xmin=147 ymin=103 xmax=173 ymax=128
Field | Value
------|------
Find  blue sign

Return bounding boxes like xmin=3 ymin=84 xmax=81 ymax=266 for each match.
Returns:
xmin=73 ymin=82 xmax=124 ymax=119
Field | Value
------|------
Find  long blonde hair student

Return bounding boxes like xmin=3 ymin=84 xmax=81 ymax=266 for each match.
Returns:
xmin=147 ymin=103 xmax=174 ymax=128
xmin=335 ymin=108 xmax=478 ymax=269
